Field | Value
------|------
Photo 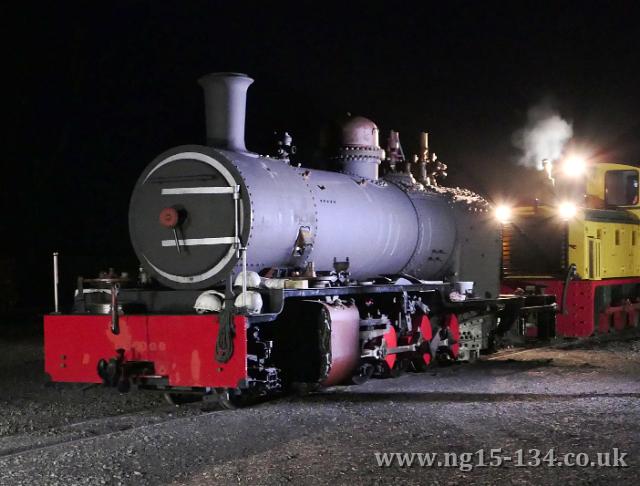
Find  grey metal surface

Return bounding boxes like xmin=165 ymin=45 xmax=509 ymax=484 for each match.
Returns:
xmin=223 ymin=149 xmax=424 ymax=280
xmin=451 ymin=203 xmax=501 ymax=299
xmin=222 ymin=150 xmax=317 ymax=274
xmin=401 ymin=188 xmax=457 ymax=278
xmin=307 ymin=171 xmax=417 ymax=278
xmin=129 ymin=144 xmax=468 ymax=289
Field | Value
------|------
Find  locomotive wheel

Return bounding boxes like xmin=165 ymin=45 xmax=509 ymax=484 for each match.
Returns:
xmin=351 ymin=362 xmax=375 ymax=385
xmin=374 ymin=361 xmax=392 ymax=379
xmin=408 ymin=315 xmax=433 ymax=372
xmin=411 ymin=351 xmax=432 ymax=372
xmin=375 ymin=357 xmax=406 ymax=379
xmin=216 ymin=388 xmax=247 ymax=409
xmin=291 ymin=382 xmax=321 ymax=395
xmin=420 ymin=346 xmax=433 ymax=368
xmin=436 ymin=347 xmax=455 ymax=366
xmin=163 ymin=393 xmax=203 ymax=406
xmin=383 ymin=326 xmax=397 ymax=370
xmin=391 ymin=358 xmax=407 ymax=378
xmin=411 ymin=357 xmax=428 ymax=372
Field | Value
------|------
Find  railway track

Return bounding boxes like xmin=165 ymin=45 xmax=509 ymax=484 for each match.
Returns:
xmin=1 ymin=346 xmax=639 ymax=486
xmin=488 ymin=329 xmax=640 ymax=361
xmin=3 ymin=332 xmax=638 ymax=463
xmin=0 ymin=402 xmax=217 ymax=460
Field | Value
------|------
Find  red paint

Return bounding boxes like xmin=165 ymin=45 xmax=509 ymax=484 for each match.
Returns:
xmin=613 ymin=310 xmax=626 ymax=331
xmin=159 ymin=207 xmax=179 ymax=228
xmin=625 ymin=304 xmax=638 ymax=329
xmin=320 ymin=303 xmax=360 ymax=386
xmin=445 ymin=314 xmax=460 ymax=358
xmin=44 ymin=314 xmax=247 ymax=388
xmin=502 ymin=277 xmax=640 ymax=337
xmin=397 ymin=315 xmax=433 ymax=366
xmin=598 ymin=312 xmax=610 ymax=334
xmin=603 ymin=302 xmax=640 ymax=332
xmin=383 ymin=325 xmax=397 ymax=369
xmin=525 ymin=325 xmax=538 ymax=338
xmin=418 ymin=315 xmax=432 ymax=365
xmin=500 ymin=284 xmax=515 ymax=295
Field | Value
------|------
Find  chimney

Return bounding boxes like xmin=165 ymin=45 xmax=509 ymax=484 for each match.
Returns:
xmin=198 ymin=72 xmax=254 ymax=152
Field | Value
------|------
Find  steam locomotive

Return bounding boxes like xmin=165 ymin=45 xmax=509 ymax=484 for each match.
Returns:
xmin=44 ymin=72 xmax=556 ymax=406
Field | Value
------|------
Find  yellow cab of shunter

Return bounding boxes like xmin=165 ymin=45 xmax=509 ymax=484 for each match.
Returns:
xmin=574 ymin=162 xmax=640 ymax=280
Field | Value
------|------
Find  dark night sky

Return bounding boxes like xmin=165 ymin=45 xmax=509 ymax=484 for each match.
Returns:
xmin=4 ymin=1 xmax=639 ymax=310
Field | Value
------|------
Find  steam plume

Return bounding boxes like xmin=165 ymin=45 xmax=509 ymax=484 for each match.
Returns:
xmin=513 ymin=103 xmax=573 ymax=169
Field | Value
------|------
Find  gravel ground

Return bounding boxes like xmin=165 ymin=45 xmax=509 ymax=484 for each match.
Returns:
xmin=1 ymin=325 xmax=639 ymax=485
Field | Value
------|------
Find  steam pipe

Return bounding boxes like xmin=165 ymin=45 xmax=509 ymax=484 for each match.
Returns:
xmin=198 ymin=72 xmax=254 ymax=152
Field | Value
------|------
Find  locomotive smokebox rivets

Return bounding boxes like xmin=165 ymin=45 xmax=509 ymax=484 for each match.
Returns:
xmin=159 ymin=207 xmax=179 ymax=229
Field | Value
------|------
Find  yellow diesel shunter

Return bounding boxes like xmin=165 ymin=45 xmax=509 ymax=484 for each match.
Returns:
xmin=501 ymin=161 xmax=640 ymax=337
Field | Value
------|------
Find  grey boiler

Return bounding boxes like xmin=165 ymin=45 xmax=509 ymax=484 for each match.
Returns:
xmin=129 ymin=73 xmax=494 ymax=293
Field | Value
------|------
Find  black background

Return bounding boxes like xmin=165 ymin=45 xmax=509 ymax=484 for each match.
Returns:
xmin=3 ymin=1 xmax=639 ymax=314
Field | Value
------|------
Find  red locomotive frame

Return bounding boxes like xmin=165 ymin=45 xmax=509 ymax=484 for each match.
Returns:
xmin=45 ymin=314 xmax=247 ymax=388
xmin=502 ymin=277 xmax=640 ymax=337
